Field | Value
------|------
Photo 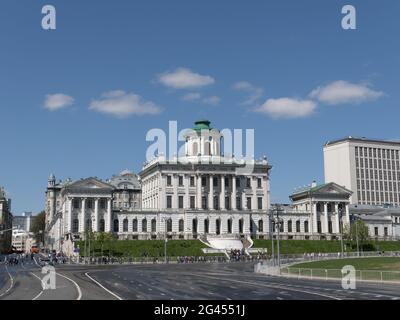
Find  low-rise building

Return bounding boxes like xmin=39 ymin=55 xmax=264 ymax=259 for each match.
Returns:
xmin=0 ymin=187 xmax=13 ymax=253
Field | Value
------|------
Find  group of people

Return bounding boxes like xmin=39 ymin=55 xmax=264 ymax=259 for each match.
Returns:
xmin=4 ymin=253 xmax=34 ymax=266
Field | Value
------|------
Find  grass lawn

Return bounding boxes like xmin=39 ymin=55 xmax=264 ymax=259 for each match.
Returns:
xmin=75 ymin=238 xmax=400 ymax=258
xmin=76 ymin=239 xmax=210 ymax=257
xmin=292 ymin=257 xmax=400 ymax=271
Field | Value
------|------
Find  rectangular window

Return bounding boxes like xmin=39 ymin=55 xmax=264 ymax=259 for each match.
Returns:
xmin=178 ymin=176 xmax=183 ymax=186
xmin=202 ymin=196 xmax=207 ymax=209
xmin=190 ymin=176 xmax=195 ymax=187
xmin=166 ymin=196 xmax=172 ymax=209
xmin=225 ymin=178 xmax=229 ymax=188
xmin=257 ymin=178 xmax=262 ymax=188
xmin=225 ymin=197 xmax=230 ymax=210
xmin=246 ymin=178 xmax=251 ymax=188
xmin=167 ymin=176 xmax=172 ymax=186
xmin=375 ymin=227 xmax=379 ymax=236
xmin=190 ymin=196 xmax=195 ymax=209
xmin=178 ymin=196 xmax=184 ymax=209
xmin=247 ymin=197 xmax=252 ymax=210
xmin=236 ymin=197 xmax=241 ymax=210
xmin=202 ymin=177 xmax=207 ymax=187
xmin=258 ymin=197 xmax=262 ymax=210
xmin=73 ymin=199 xmax=80 ymax=209
xmin=236 ymin=177 xmax=241 ymax=188
xmin=213 ymin=177 xmax=218 ymax=187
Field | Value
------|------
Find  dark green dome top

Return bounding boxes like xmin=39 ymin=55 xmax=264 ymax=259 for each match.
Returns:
xmin=193 ymin=120 xmax=212 ymax=132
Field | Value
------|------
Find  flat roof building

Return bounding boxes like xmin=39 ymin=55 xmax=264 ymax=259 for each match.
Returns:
xmin=324 ymin=136 xmax=400 ymax=206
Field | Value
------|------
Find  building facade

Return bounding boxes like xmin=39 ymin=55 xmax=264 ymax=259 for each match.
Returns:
xmin=12 ymin=212 xmax=32 ymax=232
xmin=0 ymin=187 xmax=12 ymax=253
xmin=324 ymin=137 xmax=400 ymax=206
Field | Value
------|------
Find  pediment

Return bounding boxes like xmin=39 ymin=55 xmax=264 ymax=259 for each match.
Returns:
xmin=315 ymin=183 xmax=352 ymax=195
xmin=67 ymin=177 xmax=114 ymax=190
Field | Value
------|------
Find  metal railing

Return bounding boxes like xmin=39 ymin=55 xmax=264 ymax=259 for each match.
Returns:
xmin=280 ymin=267 xmax=400 ymax=283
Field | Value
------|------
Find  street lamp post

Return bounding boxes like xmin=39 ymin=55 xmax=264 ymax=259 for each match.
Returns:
xmin=269 ymin=209 xmax=275 ymax=266
xmin=162 ymin=217 xmax=167 ymax=264
xmin=276 ymin=207 xmax=281 ymax=269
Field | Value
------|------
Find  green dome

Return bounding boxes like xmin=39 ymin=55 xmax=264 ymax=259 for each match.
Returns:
xmin=193 ymin=120 xmax=212 ymax=132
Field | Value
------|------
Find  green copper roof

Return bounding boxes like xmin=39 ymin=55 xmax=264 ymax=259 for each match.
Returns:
xmin=193 ymin=120 xmax=212 ymax=132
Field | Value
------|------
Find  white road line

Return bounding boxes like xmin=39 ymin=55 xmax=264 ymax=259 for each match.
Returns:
xmin=29 ymin=272 xmax=44 ymax=300
xmin=0 ymin=265 xmax=14 ymax=298
xmin=56 ymin=272 xmax=82 ymax=300
xmin=85 ymin=272 xmax=123 ymax=300
xmin=195 ymin=274 xmax=342 ymax=300
xmin=33 ymin=256 xmax=82 ymax=300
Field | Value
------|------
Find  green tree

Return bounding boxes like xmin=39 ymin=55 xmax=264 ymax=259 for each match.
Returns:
xmin=344 ymin=219 xmax=370 ymax=250
xmin=30 ymin=211 xmax=46 ymax=245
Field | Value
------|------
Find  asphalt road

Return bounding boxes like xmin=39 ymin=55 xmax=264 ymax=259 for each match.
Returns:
xmin=1 ymin=259 xmax=400 ymax=300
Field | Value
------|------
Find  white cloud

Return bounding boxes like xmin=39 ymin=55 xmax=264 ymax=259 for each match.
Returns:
xmin=89 ymin=90 xmax=162 ymax=118
xmin=309 ymin=80 xmax=383 ymax=105
xmin=182 ymin=92 xmax=202 ymax=101
xmin=157 ymin=68 xmax=215 ymax=89
xmin=202 ymin=96 xmax=220 ymax=106
xmin=256 ymin=98 xmax=316 ymax=119
xmin=44 ymin=94 xmax=74 ymax=111
xmin=233 ymin=81 xmax=264 ymax=105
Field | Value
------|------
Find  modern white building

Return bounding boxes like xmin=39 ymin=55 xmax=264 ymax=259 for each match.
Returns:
xmin=12 ymin=212 xmax=33 ymax=233
xmin=324 ymin=137 xmax=400 ymax=206
xmin=11 ymin=229 xmax=35 ymax=253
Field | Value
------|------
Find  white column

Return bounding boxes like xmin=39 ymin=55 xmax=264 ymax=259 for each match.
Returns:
xmin=262 ymin=177 xmax=268 ymax=210
xmin=251 ymin=176 xmax=257 ymax=211
xmin=209 ymin=175 xmax=214 ymax=210
xmin=68 ymin=198 xmax=73 ymax=233
xmin=197 ymin=175 xmax=202 ymax=209
xmin=312 ymin=202 xmax=318 ymax=234
xmin=173 ymin=174 xmax=178 ymax=209
xmin=242 ymin=190 xmax=247 ymax=211
xmin=106 ymin=198 xmax=112 ymax=232
xmin=232 ymin=176 xmax=237 ymax=210
xmin=79 ymin=198 xmax=86 ymax=233
xmin=94 ymin=198 xmax=99 ymax=232
xmin=324 ymin=202 xmax=329 ymax=233
xmin=220 ymin=175 xmax=225 ymax=210
xmin=185 ymin=175 xmax=190 ymax=209
xmin=334 ymin=203 xmax=340 ymax=234
xmin=345 ymin=203 xmax=350 ymax=226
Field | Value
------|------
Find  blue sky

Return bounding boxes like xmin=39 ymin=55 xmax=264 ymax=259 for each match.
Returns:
xmin=0 ymin=0 xmax=399 ymax=214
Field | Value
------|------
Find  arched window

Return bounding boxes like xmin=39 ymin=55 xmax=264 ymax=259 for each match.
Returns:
xmin=192 ymin=218 xmax=198 ymax=234
xmin=132 ymin=219 xmax=138 ymax=232
xmin=296 ymin=220 xmax=301 ymax=233
xmin=86 ymin=219 xmax=92 ymax=231
xmin=151 ymin=219 xmax=157 ymax=232
xmin=72 ymin=219 xmax=79 ymax=233
xmin=179 ymin=219 xmax=184 ymax=232
xmin=287 ymin=220 xmax=292 ymax=233
xmin=113 ymin=219 xmax=119 ymax=232
xmin=99 ymin=219 xmax=105 ymax=232
xmin=216 ymin=219 xmax=221 ymax=235
xmin=239 ymin=219 xmax=244 ymax=234
xmin=123 ymin=219 xmax=128 ymax=232
xmin=204 ymin=219 xmax=209 ymax=234
xmin=167 ymin=218 xmax=172 ymax=232
xmin=142 ymin=219 xmax=147 ymax=232
xmin=258 ymin=220 xmax=263 ymax=233
xmin=193 ymin=142 xmax=198 ymax=156
xmin=227 ymin=219 xmax=232 ymax=234
xmin=304 ymin=221 xmax=309 ymax=233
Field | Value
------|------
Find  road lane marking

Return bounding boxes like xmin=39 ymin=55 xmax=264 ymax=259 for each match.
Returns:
xmin=29 ymin=272 xmax=44 ymax=300
xmin=33 ymin=256 xmax=82 ymax=300
xmin=85 ymin=272 xmax=123 ymax=300
xmin=0 ymin=265 xmax=14 ymax=298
